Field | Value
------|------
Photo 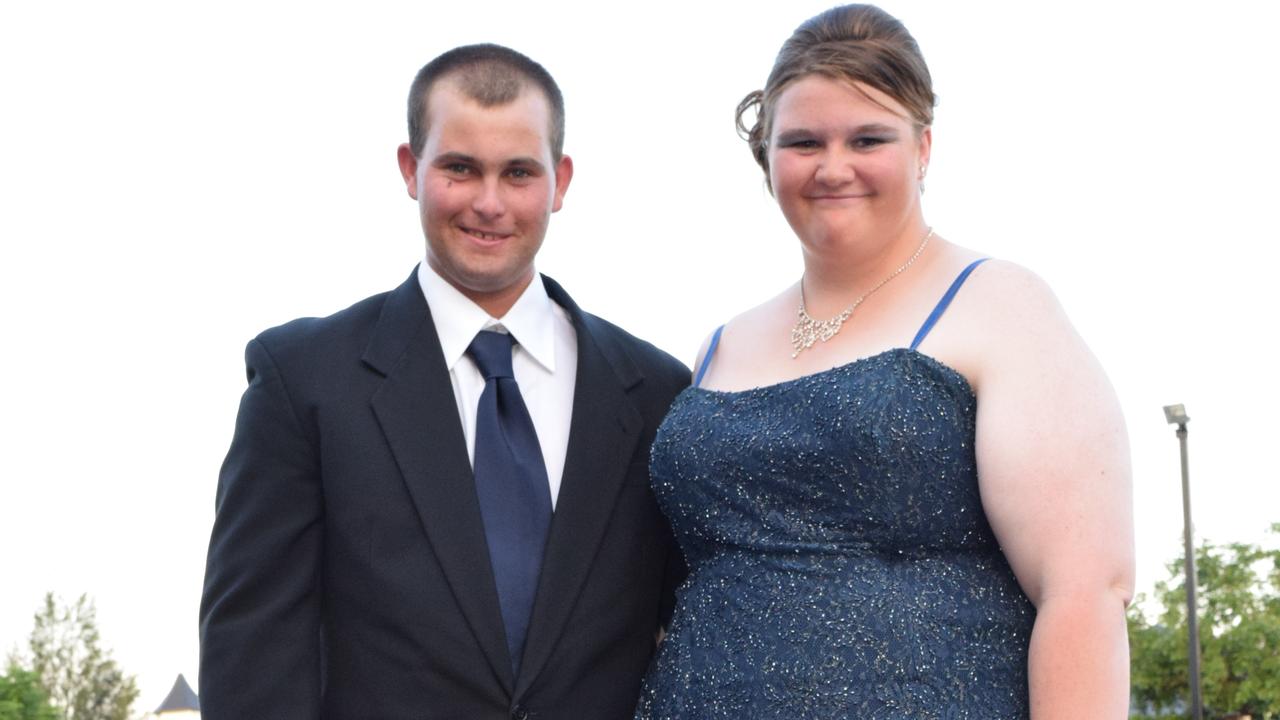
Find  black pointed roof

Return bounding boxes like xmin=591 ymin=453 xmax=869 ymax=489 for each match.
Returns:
xmin=155 ymin=673 xmax=200 ymax=713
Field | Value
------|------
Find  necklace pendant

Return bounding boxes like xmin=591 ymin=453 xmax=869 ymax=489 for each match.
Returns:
xmin=790 ymin=312 xmax=846 ymax=357
xmin=790 ymin=227 xmax=935 ymax=359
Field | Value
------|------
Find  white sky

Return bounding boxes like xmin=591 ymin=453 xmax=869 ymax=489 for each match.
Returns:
xmin=2 ymin=0 xmax=1278 ymax=710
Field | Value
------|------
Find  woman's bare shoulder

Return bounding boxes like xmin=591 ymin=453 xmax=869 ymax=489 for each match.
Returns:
xmin=951 ymin=257 xmax=1073 ymax=336
xmin=963 ymin=256 xmax=1055 ymax=300
xmin=914 ymin=250 xmax=1084 ymax=394
xmin=690 ymin=286 xmax=797 ymax=385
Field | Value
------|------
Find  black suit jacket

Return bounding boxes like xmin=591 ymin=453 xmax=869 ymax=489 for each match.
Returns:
xmin=199 ymin=271 xmax=689 ymax=719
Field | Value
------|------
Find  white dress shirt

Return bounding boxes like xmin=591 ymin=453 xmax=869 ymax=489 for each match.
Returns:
xmin=418 ymin=262 xmax=578 ymax=508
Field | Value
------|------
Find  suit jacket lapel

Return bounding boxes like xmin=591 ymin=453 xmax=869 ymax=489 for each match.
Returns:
xmin=364 ymin=270 xmax=515 ymax=695
xmin=516 ymin=277 xmax=644 ymax=696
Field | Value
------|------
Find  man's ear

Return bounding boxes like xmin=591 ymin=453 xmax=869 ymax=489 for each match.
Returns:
xmin=397 ymin=143 xmax=420 ymax=200
xmin=551 ymin=154 xmax=573 ymax=213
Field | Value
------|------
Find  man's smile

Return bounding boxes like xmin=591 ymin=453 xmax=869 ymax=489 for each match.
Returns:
xmin=459 ymin=225 xmax=514 ymax=242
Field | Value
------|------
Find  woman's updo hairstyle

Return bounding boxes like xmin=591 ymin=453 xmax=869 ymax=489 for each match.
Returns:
xmin=736 ymin=4 xmax=935 ymax=193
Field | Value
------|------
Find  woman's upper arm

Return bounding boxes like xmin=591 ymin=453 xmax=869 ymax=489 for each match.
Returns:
xmin=971 ymin=264 xmax=1135 ymax=608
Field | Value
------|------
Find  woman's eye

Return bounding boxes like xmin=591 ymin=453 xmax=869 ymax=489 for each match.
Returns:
xmin=852 ymin=137 xmax=888 ymax=149
xmin=787 ymin=139 xmax=820 ymax=149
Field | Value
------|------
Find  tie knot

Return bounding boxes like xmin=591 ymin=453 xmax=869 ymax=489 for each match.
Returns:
xmin=467 ymin=330 xmax=516 ymax=380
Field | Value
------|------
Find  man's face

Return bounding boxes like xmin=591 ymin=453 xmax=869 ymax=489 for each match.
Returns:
xmin=397 ymin=78 xmax=572 ymax=316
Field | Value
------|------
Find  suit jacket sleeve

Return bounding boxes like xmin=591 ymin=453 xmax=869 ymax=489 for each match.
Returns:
xmin=199 ymin=336 xmax=323 ymax=719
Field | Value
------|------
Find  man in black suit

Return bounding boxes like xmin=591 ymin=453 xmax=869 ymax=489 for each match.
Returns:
xmin=199 ymin=44 xmax=688 ymax=720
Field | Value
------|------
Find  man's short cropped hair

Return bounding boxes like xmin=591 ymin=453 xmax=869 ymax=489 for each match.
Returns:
xmin=407 ymin=43 xmax=566 ymax=161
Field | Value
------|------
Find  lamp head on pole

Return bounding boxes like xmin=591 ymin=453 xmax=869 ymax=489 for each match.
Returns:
xmin=1163 ymin=403 xmax=1190 ymax=426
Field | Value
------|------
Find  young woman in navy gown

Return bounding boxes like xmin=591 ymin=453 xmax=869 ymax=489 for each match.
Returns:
xmin=636 ymin=5 xmax=1134 ymax=718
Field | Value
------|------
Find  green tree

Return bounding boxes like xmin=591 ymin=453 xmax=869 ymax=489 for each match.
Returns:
xmin=0 ymin=665 xmax=59 ymax=720
xmin=1129 ymin=524 xmax=1280 ymax=719
xmin=25 ymin=594 xmax=138 ymax=720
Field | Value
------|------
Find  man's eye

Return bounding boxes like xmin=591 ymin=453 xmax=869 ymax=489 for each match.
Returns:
xmin=445 ymin=163 xmax=472 ymax=175
xmin=507 ymin=167 xmax=533 ymax=179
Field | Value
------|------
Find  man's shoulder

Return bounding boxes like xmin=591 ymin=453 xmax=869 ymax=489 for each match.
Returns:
xmin=249 ymin=275 xmax=419 ymax=373
xmin=579 ymin=310 xmax=678 ymax=367
xmin=257 ymin=292 xmax=384 ymax=349
xmin=574 ymin=308 xmax=690 ymax=398
xmin=542 ymin=274 xmax=689 ymax=392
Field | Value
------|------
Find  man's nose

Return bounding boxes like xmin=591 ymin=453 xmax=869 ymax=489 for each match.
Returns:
xmin=471 ymin=179 xmax=506 ymax=219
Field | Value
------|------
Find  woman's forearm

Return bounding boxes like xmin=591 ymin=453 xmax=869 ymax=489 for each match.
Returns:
xmin=1027 ymin=589 xmax=1131 ymax=719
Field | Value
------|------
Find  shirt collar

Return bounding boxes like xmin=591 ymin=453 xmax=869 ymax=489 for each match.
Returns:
xmin=417 ymin=261 xmax=558 ymax=373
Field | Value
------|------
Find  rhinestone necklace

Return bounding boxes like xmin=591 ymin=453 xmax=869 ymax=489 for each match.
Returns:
xmin=791 ymin=227 xmax=935 ymax=358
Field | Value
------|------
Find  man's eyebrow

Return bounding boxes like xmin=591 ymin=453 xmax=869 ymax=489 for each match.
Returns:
xmin=432 ymin=151 xmax=478 ymax=165
xmin=506 ymin=156 xmax=548 ymax=172
xmin=431 ymin=152 xmax=547 ymax=172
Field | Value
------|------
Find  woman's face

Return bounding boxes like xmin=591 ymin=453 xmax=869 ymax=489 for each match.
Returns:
xmin=767 ymin=75 xmax=929 ymax=254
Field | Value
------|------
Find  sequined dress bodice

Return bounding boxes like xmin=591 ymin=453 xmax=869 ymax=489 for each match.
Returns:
xmin=635 ymin=349 xmax=1035 ymax=719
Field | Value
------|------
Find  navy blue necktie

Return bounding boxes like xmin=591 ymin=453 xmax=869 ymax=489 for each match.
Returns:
xmin=467 ymin=330 xmax=553 ymax=676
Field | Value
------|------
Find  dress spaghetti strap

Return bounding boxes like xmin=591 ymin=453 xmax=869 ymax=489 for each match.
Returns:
xmin=692 ymin=325 xmax=726 ymax=388
xmin=909 ymin=259 xmax=989 ymax=351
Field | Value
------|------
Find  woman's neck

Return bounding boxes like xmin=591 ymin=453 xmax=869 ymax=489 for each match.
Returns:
xmin=797 ymin=222 xmax=934 ymax=318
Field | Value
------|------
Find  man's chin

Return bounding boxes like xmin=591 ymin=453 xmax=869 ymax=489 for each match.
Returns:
xmin=441 ymin=264 xmax=536 ymax=302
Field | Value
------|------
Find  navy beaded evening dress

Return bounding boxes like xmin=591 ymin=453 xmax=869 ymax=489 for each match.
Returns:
xmin=636 ymin=261 xmax=1035 ymax=720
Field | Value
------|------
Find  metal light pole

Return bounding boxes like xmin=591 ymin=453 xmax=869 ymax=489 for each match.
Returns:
xmin=1163 ymin=403 xmax=1203 ymax=720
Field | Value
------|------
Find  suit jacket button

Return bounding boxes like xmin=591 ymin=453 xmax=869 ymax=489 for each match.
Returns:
xmin=511 ymin=706 xmax=529 ymax=720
